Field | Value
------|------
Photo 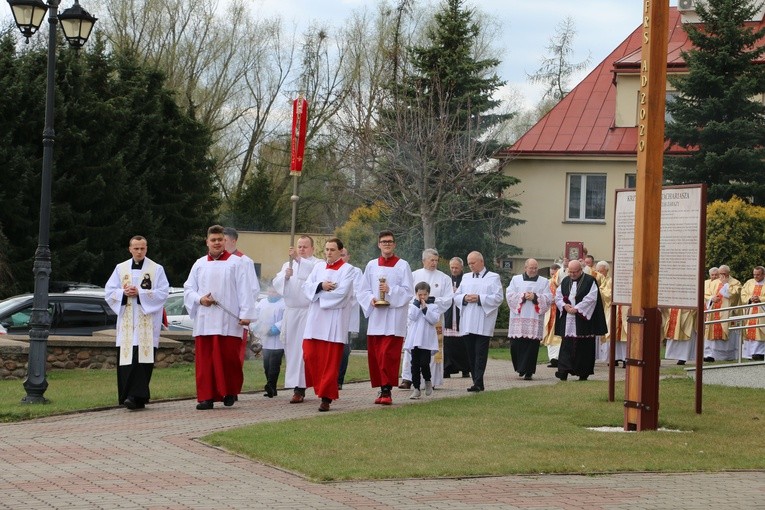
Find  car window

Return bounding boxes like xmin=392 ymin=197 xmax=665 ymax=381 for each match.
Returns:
xmin=57 ymin=301 xmax=109 ymax=327
xmin=165 ymin=295 xmax=187 ymax=315
xmin=1 ymin=304 xmax=54 ymax=330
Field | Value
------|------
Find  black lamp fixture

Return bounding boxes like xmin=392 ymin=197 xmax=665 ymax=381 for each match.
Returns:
xmin=6 ymin=0 xmax=48 ymax=41
xmin=57 ymin=0 xmax=97 ymax=49
xmin=6 ymin=0 xmax=97 ymax=404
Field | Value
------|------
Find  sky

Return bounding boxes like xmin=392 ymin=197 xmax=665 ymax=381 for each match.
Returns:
xmin=246 ymin=0 xmax=679 ymax=110
xmin=2 ymin=1 xmax=678 ymax=109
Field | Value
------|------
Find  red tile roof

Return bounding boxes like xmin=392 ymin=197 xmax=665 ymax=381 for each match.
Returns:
xmin=498 ymin=8 xmax=699 ymax=158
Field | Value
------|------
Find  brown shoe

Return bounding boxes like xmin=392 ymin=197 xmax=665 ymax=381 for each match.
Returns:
xmin=398 ymin=380 xmax=412 ymax=389
xmin=318 ymin=398 xmax=331 ymax=412
xmin=289 ymin=392 xmax=304 ymax=404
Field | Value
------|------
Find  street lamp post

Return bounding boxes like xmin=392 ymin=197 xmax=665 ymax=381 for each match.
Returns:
xmin=6 ymin=0 xmax=96 ymax=403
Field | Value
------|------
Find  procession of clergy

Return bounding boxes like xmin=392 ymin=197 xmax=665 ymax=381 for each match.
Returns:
xmin=106 ymin=226 xmax=765 ymax=413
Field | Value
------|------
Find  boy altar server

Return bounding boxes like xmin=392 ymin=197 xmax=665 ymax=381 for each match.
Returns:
xmin=301 ymin=238 xmax=357 ymax=412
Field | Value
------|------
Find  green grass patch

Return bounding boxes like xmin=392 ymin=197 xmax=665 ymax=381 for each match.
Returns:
xmin=204 ymin=378 xmax=765 ymax=481
xmin=0 ymin=355 xmax=370 ymax=422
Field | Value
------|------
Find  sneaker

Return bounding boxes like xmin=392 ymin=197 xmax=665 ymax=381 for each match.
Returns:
xmin=409 ymin=389 xmax=421 ymax=399
xmin=374 ymin=392 xmax=383 ymax=404
xmin=379 ymin=390 xmax=393 ymax=405
xmin=424 ymin=381 xmax=433 ymax=396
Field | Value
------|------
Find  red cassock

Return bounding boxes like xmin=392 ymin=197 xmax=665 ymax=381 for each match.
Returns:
xmin=195 ymin=335 xmax=245 ymax=402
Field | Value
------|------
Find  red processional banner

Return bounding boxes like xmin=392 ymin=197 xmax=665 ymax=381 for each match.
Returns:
xmin=290 ymin=97 xmax=308 ymax=175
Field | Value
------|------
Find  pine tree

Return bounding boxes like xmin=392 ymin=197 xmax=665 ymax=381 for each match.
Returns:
xmin=665 ymin=0 xmax=765 ymax=204
xmin=374 ymin=0 xmax=521 ymax=263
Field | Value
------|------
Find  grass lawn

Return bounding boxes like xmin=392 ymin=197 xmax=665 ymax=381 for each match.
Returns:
xmin=0 ymin=354 xmax=371 ymax=422
xmin=204 ymin=377 xmax=765 ymax=481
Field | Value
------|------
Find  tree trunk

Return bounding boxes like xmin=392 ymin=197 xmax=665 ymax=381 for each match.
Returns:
xmin=422 ymin=213 xmax=436 ymax=251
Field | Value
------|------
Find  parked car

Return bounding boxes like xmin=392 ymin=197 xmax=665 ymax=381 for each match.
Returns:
xmin=165 ymin=289 xmax=192 ymax=331
xmin=164 ymin=287 xmax=268 ymax=331
xmin=0 ymin=290 xmax=117 ymax=336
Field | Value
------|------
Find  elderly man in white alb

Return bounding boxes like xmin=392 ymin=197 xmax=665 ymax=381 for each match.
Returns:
xmin=505 ymin=258 xmax=552 ymax=381
xmin=105 ymin=235 xmax=170 ymax=410
xmin=273 ymin=235 xmax=322 ymax=403
xmin=399 ymin=248 xmax=454 ymax=390
xmin=455 ymin=251 xmax=503 ymax=392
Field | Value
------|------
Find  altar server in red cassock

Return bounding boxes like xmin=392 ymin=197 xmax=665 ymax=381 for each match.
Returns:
xmin=301 ymin=238 xmax=356 ymax=412
xmin=358 ymin=230 xmax=414 ymax=405
xmin=184 ymin=225 xmax=256 ymax=410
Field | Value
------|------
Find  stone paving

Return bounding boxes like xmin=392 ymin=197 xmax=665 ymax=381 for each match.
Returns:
xmin=0 ymin=357 xmax=763 ymax=510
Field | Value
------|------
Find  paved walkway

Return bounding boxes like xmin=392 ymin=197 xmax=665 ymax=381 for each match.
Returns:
xmin=0 ymin=358 xmax=763 ymax=510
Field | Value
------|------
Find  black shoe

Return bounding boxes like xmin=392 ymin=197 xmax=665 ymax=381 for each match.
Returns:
xmin=703 ymin=356 xmax=715 ymax=362
xmin=467 ymin=385 xmax=481 ymax=392
xmin=123 ymin=397 xmax=138 ymax=410
xmin=524 ymin=374 xmax=533 ymax=381
xmin=555 ymin=371 xmax=568 ymax=381
xmin=461 ymin=371 xmax=470 ymax=378
xmin=196 ymin=400 xmax=214 ymax=410
xmin=752 ymin=354 xmax=764 ymax=361
xmin=578 ymin=375 xmax=589 ymax=381
xmin=223 ymin=395 xmax=236 ymax=407
xmin=547 ymin=359 xmax=558 ymax=368
xmin=443 ymin=373 xmax=451 ymax=378
xmin=676 ymin=360 xmax=686 ymax=365
xmin=264 ymin=384 xmax=275 ymax=398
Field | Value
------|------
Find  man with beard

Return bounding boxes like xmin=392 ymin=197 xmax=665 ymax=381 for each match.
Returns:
xmin=554 ymin=260 xmax=607 ymax=381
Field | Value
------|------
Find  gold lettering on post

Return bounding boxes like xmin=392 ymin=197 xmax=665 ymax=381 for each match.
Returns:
xmin=642 ymin=76 xmax=648 ymax=86
xmin=640 ymin=93 xmax=647 ymax=105
xmin=640 ymin=109 xmax=647 ymax=120
xmin=640 ymin=124 xmax=646 ymax=136
xmin=639 ymin=140 xmax=646 ymax=151
xmin=644 ymin=16 xmax=650 ymax=28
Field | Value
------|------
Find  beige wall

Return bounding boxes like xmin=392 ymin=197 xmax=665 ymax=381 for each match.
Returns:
xmin=236 ymin=232 xmax=331 ymax=283
xmin=501 ymin=156 xmax=635 ymax=271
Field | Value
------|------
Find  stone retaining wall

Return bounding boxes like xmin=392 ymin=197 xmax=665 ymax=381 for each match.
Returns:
xmin=0 ymin=331 xmax=196 ymax=380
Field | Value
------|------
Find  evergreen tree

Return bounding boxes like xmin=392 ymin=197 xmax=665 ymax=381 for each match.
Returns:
xmin=665 ymin=0 xmax=765 ymax=204
xmin=0 ymin=35 xmax=218 ymax=292
xmin=374 ymin=0 xmax=521 ymax=262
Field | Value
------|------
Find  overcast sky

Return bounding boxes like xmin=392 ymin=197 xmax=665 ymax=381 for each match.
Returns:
xmin=248 ymin=0 xmax=678 ymax=109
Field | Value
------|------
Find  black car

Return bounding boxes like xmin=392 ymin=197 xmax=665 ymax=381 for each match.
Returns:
xmin=0 ymin=291 xmax=117 ymax=336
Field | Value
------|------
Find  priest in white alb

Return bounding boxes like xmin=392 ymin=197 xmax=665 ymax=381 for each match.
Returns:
xmin=105 ymin=235 xmax=170 ymax=411
xmin=273 ymin=235 xmax=321 ymax=403
xmin=505 ymin=258 xmax=552 ymax=381
xmin=301 ymin=238 xmax=356 ymax=412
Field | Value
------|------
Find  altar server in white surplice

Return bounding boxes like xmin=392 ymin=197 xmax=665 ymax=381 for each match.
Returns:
xmin=273 ymin=235 xmax=321 ymax=404
xmin=506 ymin=258 xmax=552 ymax=381
xmin=105 ymin=235 xmax=169 ymax=411
xmin=301 ymin=238 xmax=357 ymax=412
xmin=184 ymin=225 xmax=256 ymax=410
xmin=399 ymin=248 xmax=453 ymax=390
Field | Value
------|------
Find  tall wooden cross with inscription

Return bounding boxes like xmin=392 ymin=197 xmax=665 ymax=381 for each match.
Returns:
xmin=625 ymin=0 xmax=670 ymax=431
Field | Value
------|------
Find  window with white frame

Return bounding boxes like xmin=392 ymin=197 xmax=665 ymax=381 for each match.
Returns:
xmin=567 ymin=174 xmax=606 ymax=221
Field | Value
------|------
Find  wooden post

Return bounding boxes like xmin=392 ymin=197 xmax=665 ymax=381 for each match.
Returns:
xmin=624 ymin=0 xmax=670 ymax=431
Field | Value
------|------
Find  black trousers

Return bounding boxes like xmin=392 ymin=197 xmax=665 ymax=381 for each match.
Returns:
xmin=337 ymin=343 xmax=352 ymax=385
xmin=117 ymin=346 xmax=155 ymax=405
xmin=464 ymin=333 xmax=490 ymax=390
xmin=410 ymin=347 xmax=432 ymax=390
xmin=262 ymin=348 xmax=284 ymax=391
